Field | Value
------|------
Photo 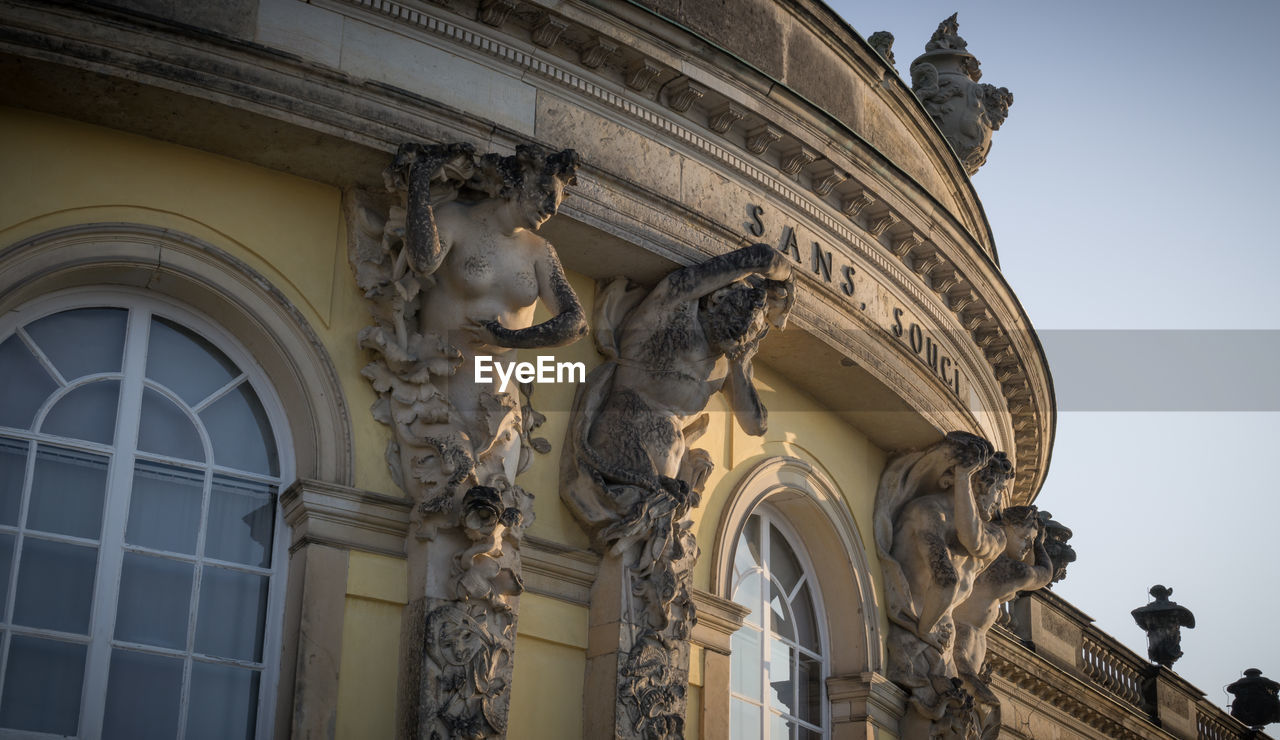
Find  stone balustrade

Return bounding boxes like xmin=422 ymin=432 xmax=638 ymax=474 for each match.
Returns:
xmin=995 ymin=590 xmax=1272 ymax=740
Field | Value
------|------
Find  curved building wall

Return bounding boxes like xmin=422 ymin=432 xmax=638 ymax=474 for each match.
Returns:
xmin=0 ymin=1 xmax=1071 ymax=739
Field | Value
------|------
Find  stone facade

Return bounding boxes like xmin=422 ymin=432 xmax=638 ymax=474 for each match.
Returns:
xmin=0 ymin=2 xmax=1267 ymax=740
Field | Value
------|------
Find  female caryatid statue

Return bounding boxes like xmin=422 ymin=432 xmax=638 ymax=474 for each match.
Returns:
xmin=350 ymin=142 xmax=586 ymax=739
xmin=355 ymin=142 xmax=586 ymax=527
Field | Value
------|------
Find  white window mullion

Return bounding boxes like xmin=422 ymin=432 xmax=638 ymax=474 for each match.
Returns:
xmin=79 ymin=308 xmax=151 ymax=740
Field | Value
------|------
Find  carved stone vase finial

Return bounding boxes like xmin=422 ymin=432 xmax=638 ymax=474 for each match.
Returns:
xmin=910 ymin=14 xmax=1012 ymax=175
xmin=1131 ymin=585 xmax=1196 ymax=668
xmin=562 ymin=242 xmax=793 ymax=739
xmin=348 ymin=141 xmax=587 ymax=739
xmin=1227 ymin=668 xmax=1280 ymax=729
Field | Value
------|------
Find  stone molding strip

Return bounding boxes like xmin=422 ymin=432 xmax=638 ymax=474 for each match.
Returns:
xmin=281 ymin=479 xmax=411 ymax=557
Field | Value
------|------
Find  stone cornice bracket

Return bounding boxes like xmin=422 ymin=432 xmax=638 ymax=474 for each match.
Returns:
xmin=707 ymin=101 xmax=746 ymax=134
xmin=929 ymin=267 xmax=960 ymax=294
xmin=809 ymin=161 xmax=848 ymax=196
xmin=625 ymin=57 xmax=664 ymax=92
xmin=663 ymin=76 xmax=706 ymax=113
xmin=840 ymin=189 xmax=875 ymax=220
xmin=778 ymin=143 xmax=818 ymax=177
xmin=580 ymin=35 xmax=618 ymax=68
xmin=867 ymin=210 xmax=901 ymax=239
xmin=744 ymin=123 xmax=783 ymax=155
xmin=281 ymin=479 xmax=412 ymax=557
xmin=962 ymin=305 xmax=993 ymax=332
xmin=889 ymin=231 xmax=924 ymax=258
xmin=908 ymin=247 xmax=941 ymax=278
xmin=478 ymin=0 xmax=516 ymax=27
xmin=947 ymin=286 xmax=977 ymax=313
xmin=531 ymin=13 xmax=568 ymax=48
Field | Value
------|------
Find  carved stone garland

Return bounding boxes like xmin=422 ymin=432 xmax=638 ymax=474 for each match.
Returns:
xmin=349 ymin=141 xmax=585 ymax=739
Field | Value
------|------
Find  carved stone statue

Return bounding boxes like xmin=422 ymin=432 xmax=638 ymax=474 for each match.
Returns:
xmin=910 ymin=14 xmax=1012 ymax=175
xmin=1131 ymin=585 xmax=1196 ymax=668
xmin=874 ymin=431 xmax=1017 ymax=739
xmin=349 ymin=141 xmax=587 ymax=739
xmin=1036 ymin=509 xmax=1076 ymax=586
xmin=953 ymin=505 xmax=1054 ymax=739
xmin=868 ymin=31 xmax=897 ymax=70
xmin=562 ymin=242 xmax=792 ymax=738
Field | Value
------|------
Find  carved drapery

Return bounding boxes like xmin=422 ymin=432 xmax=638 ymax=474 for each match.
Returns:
xmin=562 ymin=243 xmax=793 ymax=738
xmin=349 ymin=142 xmax=585 ymax=739
xmin=874 ymin=432 xmax=1070 ymax=739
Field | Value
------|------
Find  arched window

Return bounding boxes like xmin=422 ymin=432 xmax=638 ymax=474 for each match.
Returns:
xmin=0 ymin=292 xmax=289 ymax=739
xmin=730 ymin=507 xmax=828 ymax=740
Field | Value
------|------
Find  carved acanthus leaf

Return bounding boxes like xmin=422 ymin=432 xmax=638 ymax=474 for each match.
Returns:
xmin=809 ymin=162 xmax=848 ymax=196
xmin=779 ymin=144 xmax=818 ymax=177
xmin=745 ymin=123 xmax=783 ymax=154
xmin=840 ymin=189 xmax=875 ymax=220
xmin=580 ymin=36 xmax=618 ymax=68
xmin=665 ymin=77 xmax=706 ymax=113
xmin=626 ymin=58 xmax=664 ymax=91
xmin=707 ymin=101 xmax=746 ymax=134
xmin=890 ymin=231 xmax=923 ymax=257
xmin=478 ymin=0 xmax=515 ymax=27
xmin=867 ymin=211 xmax=900 ymax=238
xmin=531 ymin=14 xmax=568 ymax=48
xmin=930 ymin=268 xmax=960 ymax=293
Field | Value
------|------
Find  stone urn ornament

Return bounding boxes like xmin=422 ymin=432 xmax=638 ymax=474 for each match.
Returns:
xmin=1227 ymin=668 xmax=1280 ymax=729
xmin=910 ymin=14 xmax=1013 ymax=175
xmin=1130 ymin=585 xmax=1196 ymax=668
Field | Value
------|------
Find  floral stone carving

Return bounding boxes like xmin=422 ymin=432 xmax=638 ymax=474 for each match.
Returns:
xmin=875 ymin=432 xmax=1069 ymax=740
xmin=349 ymin=142 xmax=587 ymax=739
xmin=910 ymin=14 xmax=1013 ymax=175
xmin=562 ymin=242 xmax=793 ymax=738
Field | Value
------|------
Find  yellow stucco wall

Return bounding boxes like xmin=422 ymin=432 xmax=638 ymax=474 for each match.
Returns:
xmin=0 ymin=107 xmax=891 ymax=738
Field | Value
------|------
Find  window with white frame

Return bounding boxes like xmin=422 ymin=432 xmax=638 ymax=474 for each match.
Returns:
xmin=0 ymin=295 xmax=288 ymax=740
xmin=729 ymin=508 xmax=827 ymax=740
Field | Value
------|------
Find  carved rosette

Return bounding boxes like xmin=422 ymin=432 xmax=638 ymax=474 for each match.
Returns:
xmin=349 ymin=142 xmax=576 ymax=739
xmin=910 ymin=14 xmax=1013 ymax=175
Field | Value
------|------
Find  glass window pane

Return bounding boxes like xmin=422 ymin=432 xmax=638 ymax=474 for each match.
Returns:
xmin=731 ymin=625 xmax=762 ymax=698
xmin=41 ymin=380 xmax=120 ymax=445
xmin=770 ymin=579 xmax=795 ymax=642
xmin=137 ymin=388 xmax=205 ymax=462
xmin=185 ymin=662 xmax=259 ymax=740
xmin=126 ymin=460 xmax=204 ymax=554
xmin=768 ymin=711 xmax=793 ymax=740
xmin=0 ymin=336 xmax=57 ymax=430
xmin=734 ymin=514 xmax=762 ymax=577
xmin=733 ymin=571 xmax=763 ymax=628
xmin=13 ymin=537 xmax=97 ymax=634
xmin=102 ymin=649 xmax=184 ymax=740
xmin=769 ymin=524 xmax=803 ymax=596
xmin=797 ymin=654 xmax=822 ymax=725
xmin=27 ymin=445 xmax=109 ymax=539
xmin=24 ymin=307 xmax=127 ymax=381
xmin=0 ymin=532 xmax=13 ymax=617
xmin=768 ymin=641 xmax=794 ymax=714
xmin=206 ymin=476 xmax=276 ymax=568
xmin=730 ymin=697 xmax=761 ymax=740
xmin=792 ymin=583 xmax=819 ymax=652
xmin=200 ymin=383 xmax=277 ymax=475
xmin=195 ymin=566 xmax=268 ymax=662
xmin=0 ymin=635 xmax=86 ymax=735
xmin=0 ymin=436 xmax=28 ymax=526
xmin=114 ymin=553 xmax=194 ymax=650
xmin=146 ymin=316 xmax=240 ymax=406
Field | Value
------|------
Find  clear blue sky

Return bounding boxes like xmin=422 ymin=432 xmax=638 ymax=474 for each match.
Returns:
xmin=827 ymin=0 xmax=1280 ymax=711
